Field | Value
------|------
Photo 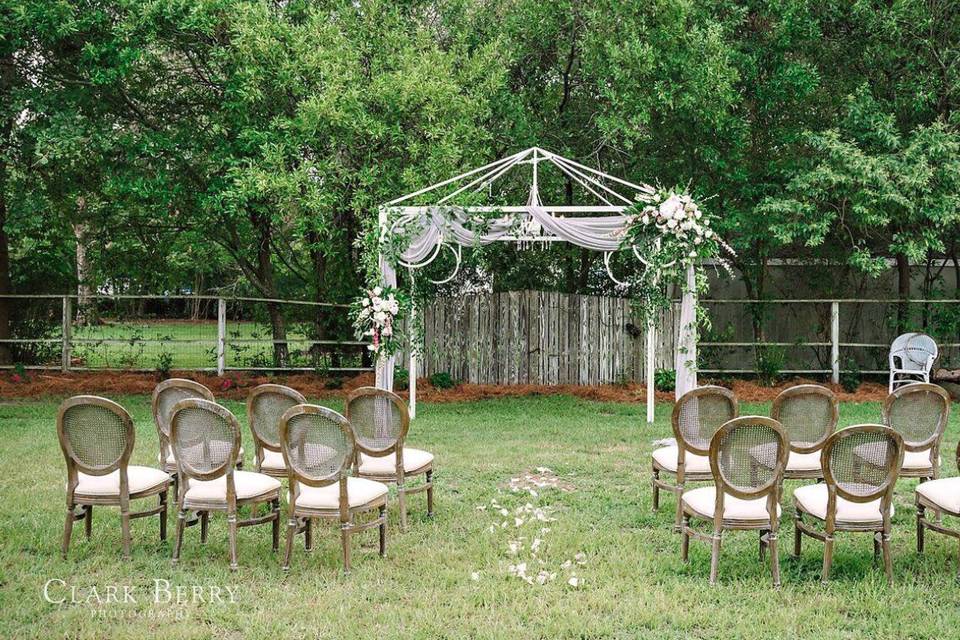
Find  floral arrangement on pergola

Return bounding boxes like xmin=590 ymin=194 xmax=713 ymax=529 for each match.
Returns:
xmin=367 ymin=147 xmax=727 ymax=423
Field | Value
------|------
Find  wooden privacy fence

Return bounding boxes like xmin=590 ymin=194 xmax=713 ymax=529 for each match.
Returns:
xmin=414 ymin=290 xmax=678 ymax=385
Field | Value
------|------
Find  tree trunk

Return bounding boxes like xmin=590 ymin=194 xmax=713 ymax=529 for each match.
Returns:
xmin=254 ymin=213 xmax=288 ymax=367
xmin=265 ymin=300 xmax=288 ymax=368
xmin=0 ymin=53 xmax=13 ymax=365
xmin=896 ymin=253 xmax=911 ymax=333
xmin=73 ymin=220 xmax=94 ymax=325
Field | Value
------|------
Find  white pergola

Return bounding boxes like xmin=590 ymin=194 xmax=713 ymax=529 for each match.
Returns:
xmin=375 ymin=147 xmax=698 ymax=423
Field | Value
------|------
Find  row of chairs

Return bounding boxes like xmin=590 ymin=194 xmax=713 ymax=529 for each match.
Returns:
xmin=651 ymin=382 xmax=953 ymax=585
xmin=59 ymin=382 xmax=432 ymax=572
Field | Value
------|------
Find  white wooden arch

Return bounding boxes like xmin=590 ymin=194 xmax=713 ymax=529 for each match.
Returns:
xmin=376 ymin=147 xmax=698 ymax=423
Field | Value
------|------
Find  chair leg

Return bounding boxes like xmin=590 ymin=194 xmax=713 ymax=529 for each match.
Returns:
xmin=709 ymin=531 xmax=722 ymax=585
xmin=652 ymin=470 xmax=660 ymax=511
xmin=769 ymin=531 xmax=781 ymax=588
xmin=917 ymin=504 xmax=925 ymax=553
xmin=84 ymin=506 xmax=93 ymax=539
xmin=305 ymin=518 xmax=313 ymax=551
xmin=759 ymin=529 xmax=768 ymax=562
xmin=873 ymin=533 xmax=880 ymax=563
xmin=674 ymin=485 xmax=684 ymax=532
xmin=120 ymin=509 xmax=131 ymax=559
xmin=341 ymin=523 xmax=352 ymax=574
xmin=680 ymin=514 xmax=690 ymax=562
xmin=881 ymin=532 xmax=894 ymax=585
xmin=426 ymin=470 xmax=434 ymax=517
xmin=172 ymin=508 xmax=187 ymax=565
xmin=227 ymin=513 xmax=238 ymax=571
xmin=200 ymin=511 xmax=209 ymax=544
xmin=821 ymin=536 xmax=834 ymax=584
xmin=282 ymin=517 xmax=297 ymax=571
xmin=397 ymin=484 xmax=408 ymax=532
xmin=794 ymin=513 xmax=802 ymax=557
xmin=271 ymin=499 xmax=280 ymax=552
xmin=159 ymin=491 xmax=168 ymax=542
xmin=379 ymin=505 xmax=387 ymax=557
xmin=62 ymin=505 xmax=75 ymax=558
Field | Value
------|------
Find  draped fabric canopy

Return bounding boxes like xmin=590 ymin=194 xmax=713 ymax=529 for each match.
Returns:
xmin=376 ymin=148 xmax=699 ymax=421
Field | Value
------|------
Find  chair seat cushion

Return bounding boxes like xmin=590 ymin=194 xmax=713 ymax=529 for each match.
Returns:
xmin=916 ymin=477 xmax=960 ymax=513
xmin=358 ymin=448 xmax=434 ymax=476
xmin=903 ymin=450 xmax=940 ymax=470
xmin=75 ymin=466 xmax=170 ymax=496
xmin=159 ymin=446 xmax=244 ymax=466
xmin=786 ymin=451 xmax=822 ymax=472
xmin=682 ymin=486 xmax=780 ymax=521
xmin=261 ymin=449 xmax=286 ymax=471
xmin=651 ymin=446 xmax=710 ymax=474
xmin=296 ymin=477 xmax=389 ymax=510
xmin=184 ymin=470 xmax=280 ymax=503
xmin=794 ymin=483 xmax=893 ymax=523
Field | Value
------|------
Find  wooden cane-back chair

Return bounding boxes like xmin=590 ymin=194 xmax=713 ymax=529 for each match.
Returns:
xmin=652 ymin=386 xmax=738 ymax=529
xmin=680 ymin=416 xmax=788 ymax=586
xmin=347 ymin=387 xmax=433 ymax=531
xmin=882 ymin=383 xmax=950 ymax=479
xmin=152 ymin=379 xmax=220 ymax=476
xmin=169 ymin=399 xmax=281 ymax=571
xmin=793 ymin=425 xmax=904 ymax=584
xmin=915 ymin=440 xmax=960 ymax=578
xmin=770 ymin=385 xmax=839 ymax=480
xmin=58 ymin=396 xmax=171 ymax=558
xmin=247 ymin=384 xmax=306 ymax=478
xmin=279 ymin=404 xmax=387 ymax=573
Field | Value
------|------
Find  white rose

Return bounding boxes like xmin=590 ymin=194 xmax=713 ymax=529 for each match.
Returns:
xmin=705 ymin=229 xmax=713 ymax=238
xmin=374 ymin=311 xmax=387 ymax=323
xmin=641 ymin=215 xmax=650 ymax=225
xmin=694 ymin=236 xmax=702 ymax=245
xmin=373 ymin=286 xmax=382 ymax=296
xmin=666 ymin=219 xmax=677 ymax=228
xmin=684 ymin=203 xmax=695 ymax=213
xmin=361 ymin=298 xmax=370 ymax=307
xmin=390 ymin=303 xmax=399 ymax=314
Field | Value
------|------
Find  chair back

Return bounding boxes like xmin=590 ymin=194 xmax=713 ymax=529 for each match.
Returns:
xmin=345 ymin=387 xmax=409 ymax=456
xmin=279 ymin=404 xmax=354 ymax=488
xmin=822 ymin=425 xmax=903 ymax=504
xmin=169 ymin=399 xmax=240 ymax=481
xmin=58 ymin=395 xmax=135 ymax=477
xmin=890 ymin=333 xmax=938 ymax=372
xmin=152 ymin=378 xmax=215 ymax=439
xmin=710 ymin=416 xmax=788 ymax=501
xmin=247 ymin=384 xmax=306 ymax=453
xmin=672 ymin=386 xmax=738 ymax=456
xmin=882 ymin=382 xmax=950 ymax=452
xmin=771 ymin=384 xmax=838 ymax=454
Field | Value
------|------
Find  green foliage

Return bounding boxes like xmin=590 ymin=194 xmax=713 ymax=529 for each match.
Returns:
xmin=755 ymin=345 xmax=786 ymax=387
xmin=429 ymin=371 xmax=456 ymax=389
xmin=654 ymin=369 xmax=676 ymax=393
xmin=840 ymin=358 xmax=862 ymax=394
xmin=394 ymin=367 xmax=410 ymax=391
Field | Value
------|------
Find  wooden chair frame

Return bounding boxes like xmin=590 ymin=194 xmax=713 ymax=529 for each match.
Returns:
xmin=59 ymin=395 xmax=170 ymax=558
xmin=793 ymin=425 xmax=904 ymax=585
xmin=652 ymin=385 xmax=739 ymax=530
xmin=169 ymin=398 xmax=280 ymax=571
xmin=347 ymin=386 xmax=432 ymax=531
xmin=882 ymin=382 xmax=950 ymax=480
xmin=151 ymin=378 xmax=220 ymax=485
xmin=771 ymin=384 xmax=839 ymax=481
xmin=680 ymin=416 xmax=788 ymax=586
xmin=279 ymin=404 xmax=387 ymax=573
xmin=915 ymin=440 xmax=960 ymax=578
xmin=246 ymin=383 xmax=306 ymax=478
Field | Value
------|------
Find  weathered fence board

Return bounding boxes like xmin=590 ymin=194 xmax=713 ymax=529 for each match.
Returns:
xmin=417 ymin=290 xmax=676 ymax=385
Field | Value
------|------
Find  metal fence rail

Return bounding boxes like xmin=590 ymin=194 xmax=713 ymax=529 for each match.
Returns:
xmin=1 ymin=294 xmax=370 ymax=375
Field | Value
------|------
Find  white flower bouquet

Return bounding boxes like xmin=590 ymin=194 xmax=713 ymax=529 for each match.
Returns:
xmin=351 ymin=285 xmax=407 ymax=360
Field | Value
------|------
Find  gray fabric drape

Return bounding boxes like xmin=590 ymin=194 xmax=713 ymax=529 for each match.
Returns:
xmin=675 ymin=264 xmax=698 ymax=398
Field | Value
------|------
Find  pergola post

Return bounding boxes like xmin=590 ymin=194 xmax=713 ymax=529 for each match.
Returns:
xmin=646 ymin=321 xmax=656 ymax=423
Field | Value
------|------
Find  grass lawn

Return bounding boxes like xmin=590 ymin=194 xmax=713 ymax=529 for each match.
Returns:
xmin=2 ymin=394 xmax=960 ymax=639
xmin=66 ymin=320 xmax=361 ymax=371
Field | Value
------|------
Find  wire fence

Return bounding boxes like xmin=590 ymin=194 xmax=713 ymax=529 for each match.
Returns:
xmin=1 ymin=294 xmax=371 ymax=375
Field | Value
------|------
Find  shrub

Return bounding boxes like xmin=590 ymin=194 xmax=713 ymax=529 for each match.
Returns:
xmin=840 ymin=358 xmax=861 ymax=393
xmin=394 ymin=367 xmax=410 ymax=391
xmin=654 ymin=368 xmax=676 ymax=392
xmin=429 ymin=371 xmax=456 ymax=389
xmin=755 ymin=345 xmax=785 ymax=387
xmin=324 ymin=376 xmax=344 ymax=390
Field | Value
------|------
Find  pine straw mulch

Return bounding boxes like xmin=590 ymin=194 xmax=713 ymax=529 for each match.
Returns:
xmin=0 ymin=370 xmax=890 ymax=404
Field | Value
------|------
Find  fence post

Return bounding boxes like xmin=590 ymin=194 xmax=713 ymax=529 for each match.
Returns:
xmin=217 ymin=298 xmax=226 ymax=376
xmin=830 ymin=301 xmax=840 ymax=384
xmin=61 ymin=296 xmax=72 ymax=372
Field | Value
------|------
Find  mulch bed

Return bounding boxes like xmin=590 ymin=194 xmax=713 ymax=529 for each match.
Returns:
xmin=0 ymin=370 xmax=890 ymax=403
